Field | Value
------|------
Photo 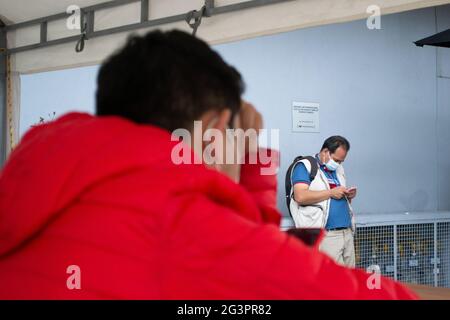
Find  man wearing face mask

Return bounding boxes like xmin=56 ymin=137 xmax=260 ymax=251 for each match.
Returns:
xmin=291 ymin=136 xmax=357 ymax=267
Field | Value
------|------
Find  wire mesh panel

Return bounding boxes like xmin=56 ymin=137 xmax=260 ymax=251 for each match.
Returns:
xmin=355 ymin=216 xmax=450 ymax=288
xmin=355 ymin=226 xmax=395 ymax=279
xmin=437 ymin=222 xmax=450 ymax=287
xmin=396 ymin=223 xmax=435 ymax=286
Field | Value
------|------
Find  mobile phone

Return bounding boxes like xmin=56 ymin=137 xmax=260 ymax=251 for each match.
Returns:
xmin=347 ymin=186 xmax=357 ymax=192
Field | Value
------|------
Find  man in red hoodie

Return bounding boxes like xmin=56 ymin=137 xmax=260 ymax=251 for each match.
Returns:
xmin=0 ymin=30 xmax=416 ymax=299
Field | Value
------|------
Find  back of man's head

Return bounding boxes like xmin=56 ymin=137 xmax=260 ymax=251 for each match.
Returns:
xmin=96 ymin=30 xmax=244 ymax=132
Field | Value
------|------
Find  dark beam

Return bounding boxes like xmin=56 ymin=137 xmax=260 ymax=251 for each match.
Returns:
xmin=210 ymin=0 xmax=288 ymax=15
xmin=141 ymin=0 xmax=149 ymax=23
xmin=5 ymin=0 xmax=140 ymax=31
xmin=40 ymin=21 xmax=48 ymax=43
xmin=86 ymin=11 xmax=95 ymax=35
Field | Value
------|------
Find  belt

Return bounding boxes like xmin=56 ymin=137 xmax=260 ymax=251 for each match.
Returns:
xmin=326 ymin=227 xmax=349 ymax=231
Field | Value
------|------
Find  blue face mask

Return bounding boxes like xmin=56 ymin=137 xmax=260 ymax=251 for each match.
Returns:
xmin=325 ymin=154 xmax=340 ymax=171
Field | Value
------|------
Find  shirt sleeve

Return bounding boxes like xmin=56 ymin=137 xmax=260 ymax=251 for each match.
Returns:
xmin=291 ymin=162 xmax=311 ymax=185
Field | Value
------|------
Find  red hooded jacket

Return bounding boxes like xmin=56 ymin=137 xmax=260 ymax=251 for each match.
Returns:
xmin=0 ymin=112 xmax=417 ymax=299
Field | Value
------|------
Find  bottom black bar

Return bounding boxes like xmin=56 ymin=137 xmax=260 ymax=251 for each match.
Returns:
xmin=0 ymin=300 xmax=446 ymax=318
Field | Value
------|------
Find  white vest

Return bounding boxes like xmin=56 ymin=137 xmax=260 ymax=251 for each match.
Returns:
xmin=289 ymin=158 xmax=355 ymax=231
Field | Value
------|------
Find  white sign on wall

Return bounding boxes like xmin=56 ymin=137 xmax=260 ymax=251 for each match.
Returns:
xmin=292 ymin=101 xmax=320 ymax=133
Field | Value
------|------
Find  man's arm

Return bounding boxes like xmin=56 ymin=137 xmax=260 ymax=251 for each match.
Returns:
xmin=294 ymin=183 xmax=331 ymax=205
xmin=294 ymin=183 xmax=347 ymax=205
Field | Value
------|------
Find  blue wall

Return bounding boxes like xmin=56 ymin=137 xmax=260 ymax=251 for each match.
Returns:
xmin=437 ymin=5 xmax=450 ymax=211
xmin=20 ymin=5 xmax=450 ymax=216
xmin=214 ymin=5 xmax=450 ymax=216
xmin=19 ymin=65 xmax=98 ymax=136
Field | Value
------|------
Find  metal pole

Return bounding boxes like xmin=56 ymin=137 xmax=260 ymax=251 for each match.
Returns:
xmin=0 ymin=21 xmax=7 ymax=167
xmin=393 ymin=224 xmax=398 ymax=281
xmin=434 ymin=222 xmax=438 ymax=287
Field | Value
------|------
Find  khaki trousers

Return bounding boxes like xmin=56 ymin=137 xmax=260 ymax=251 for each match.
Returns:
xmin=319 ymin=228 xmax=355 ymax=268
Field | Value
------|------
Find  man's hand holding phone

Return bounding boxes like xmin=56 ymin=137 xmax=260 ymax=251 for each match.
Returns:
xmin=345 ymin=186 xmax=357 ymax=199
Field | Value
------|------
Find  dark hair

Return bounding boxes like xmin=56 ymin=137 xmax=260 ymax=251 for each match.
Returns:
xmin=321 ymin=136 xmax=350 ymax=153
xmin=96 ymin=30 xmax=244 ymax=131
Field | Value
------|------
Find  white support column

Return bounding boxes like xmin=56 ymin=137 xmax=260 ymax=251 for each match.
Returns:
xmin=0 ymin=21 xmax=7 ymax=166
xmin=5 ymin=58 xmax=20 ymax=157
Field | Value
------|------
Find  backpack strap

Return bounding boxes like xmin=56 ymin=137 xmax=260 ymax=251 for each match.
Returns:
xmin=285 ymin=156 xmax=304 ymax=214
xmin=285 ymin=155 xmax=319 ymax=217
xmin=302 ymin=156 xmax=319 ymax=182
